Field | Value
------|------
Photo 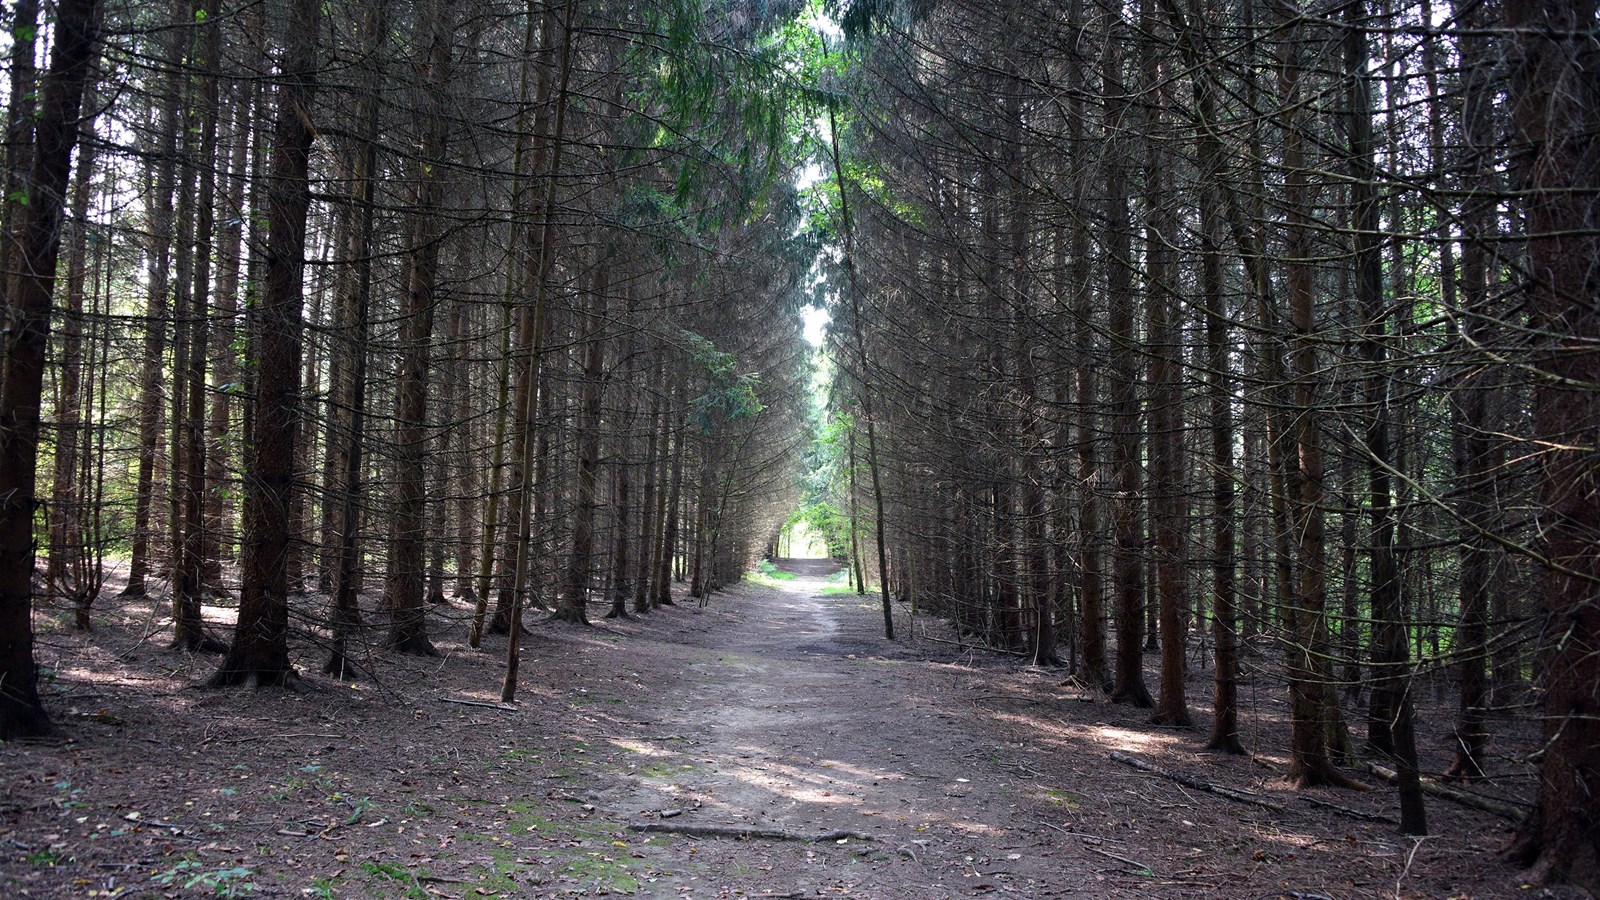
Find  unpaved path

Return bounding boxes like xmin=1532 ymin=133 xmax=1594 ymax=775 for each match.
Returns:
xmin=585 ymin=571 xmax=1087 ymax=898
xmin=2 ymin=564 xmax=1542 ymax=898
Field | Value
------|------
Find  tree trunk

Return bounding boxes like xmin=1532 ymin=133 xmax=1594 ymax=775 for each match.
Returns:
xmin=1102 ymin=15 xmax=1151 ymax=708
xmin=121 ymin=7 xmax=186 ymax=600
xmin=323 ymin=3 xmax=382 ymax=678
xmin=209 ymin=0 xmax=319 ymax=688
xmin=1443 ymin=0 xmax=1496 ymax=783
xmin=383 ymin=0 xmax=456 ymax=657
xmin=0 ymin=0 xmax=102 ymax=739
xmin=46 ymin=82 xmax=97 ymax=622
xmin=654 ymin=376 xmax=686 ymax=607
xmin=633 ymin=355 xmax=664 ymax=614
xmin=1277 ymin=6 xmax=1354 ymax=790
xmin=203 ymin=80 xmax=252 ymax=598
xmin=171 ymin=0 xmax=226 ymax=654
xmin=1502 ymin=0 xmax=1600 ymax=888
xmin=1173 ymin=0 xmax=1244 ymax=753
xmin=557 ymin=249 xmax=609 ymax=625
xmin=1346 ymin=0 xmax=1424 ymax=831
xmin=1143 ymin=0 xmax=1189 ymax=726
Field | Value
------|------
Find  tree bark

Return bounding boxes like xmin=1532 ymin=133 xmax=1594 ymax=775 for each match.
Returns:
xmin=1102 ymin=14 xmax=1151 ymax=708
xmin=1142 ymin=0 xmax=1189 ymax=726
xmin=209 ymin=0 xmax=319 ymax=688
xmin=46 ymin=82 xmax=97 ymax=622
xmin=1346 ymin=0 xmax=1424 ymax=832
xmin=383 ymin=0 xmax=456 ymax=657
xmin=1502 ymin=0 xmax=1600 ymax=888
xmin=0 ymin=0 xmax=102 ymax=739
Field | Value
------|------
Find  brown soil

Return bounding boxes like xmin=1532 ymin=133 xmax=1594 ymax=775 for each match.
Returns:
xmin=0 ymin=566 xmax=1563 ymax=898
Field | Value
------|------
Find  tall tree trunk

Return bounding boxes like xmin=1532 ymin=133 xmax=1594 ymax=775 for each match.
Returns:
xmin=383 ymin=0 xmax=456 ymax=657
xmin=0 ymin=0 xmax=102 ymax=739
xmin=1174 ymin=0 xmax=1243 ymax=753
xmin=1143 ymin=0 xmax=1189 ymax=726
xmin=1277 ymin=5 xmax=1353 ymax=789
xmin=633 ymin=354 xmax=664 ymax=614
xmin=654 ymin=376 xmax=686 ymax=607
xmin=502 ymin=0 xmax=579 ymax=701
xmin=1347 ymin=0 xmax=1424 ymax=831
xmin=46 ymin=83 xmax=97 ymax=622
xmin=323 ymin=3 xmax=383 ymax=677
xmin=203 ymin=80 xmax=252 ymax=598
xmin=0 ymin=0 xmax=40 ymax=361
xmin=1503 ymin=0 xmax=1600 ymax=888
xmin=1443 ymin=0 xmax=1495 ymax=783
xmin=171 ymin=0 xmax=226 ymax=653
xmin=607 ymin=283 xmax=639 ymax=619
xmin=557 ymin=249 xmax=610 ymax=625
xmin=826 ymin=97 xmax=893 ymax=640
xmin=209 ymin=0 xmax=320 ymax=687
xmin=1071 ymin=68 xmax=1107 ymax=687
xmin=1102 ymin=15 xmax=1151 ymax=708
xmin=121 ymin=8 xmax=187 ymax=600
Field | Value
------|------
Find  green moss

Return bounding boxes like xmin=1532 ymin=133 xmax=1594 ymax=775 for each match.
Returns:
xmin=359 ymin=860 xmax=428 ymax=899
xmin=464 ymin=799 xmax=647 ymax=894
xmin=1043 ymin=788 xmax=1084 ymax=809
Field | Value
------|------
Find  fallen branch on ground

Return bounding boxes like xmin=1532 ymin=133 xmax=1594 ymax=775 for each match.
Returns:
xmin=1088 ymin=845 xmax=1155 ymax=874
xmin=628 ymin=822 xmax=872 ymax=842
xmin=1364 ymin=763 xmax=1525 ymax=821
xmin=1109 ymin=751 xmax=1286 ymax=813
xmin=1300 ymin=794 xmax=1398 ymax=825
xmin=438 ymin=696 xmax=518 ymax=711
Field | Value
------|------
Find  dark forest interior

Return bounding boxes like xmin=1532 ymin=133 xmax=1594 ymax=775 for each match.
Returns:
xmin=2 ymin=0 xmax=1597 ymax=896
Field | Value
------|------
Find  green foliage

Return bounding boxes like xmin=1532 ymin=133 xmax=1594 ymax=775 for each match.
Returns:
xmin=24 ymin=847 xmax=65 ymax=866
xmin=681 ymin=329 xmax=764 ymax=433
xmin=750 ymin=559 xmax=799 ymax=586
xmin=620 ymin=0 xmax=808 ymax=231
xmin=360 ymin=860 xmax=428 ymax=899
xmin=153 ymin=859 xmax=256 ymax=897
xmin=826 ymin=0 xmax=934 ymax=38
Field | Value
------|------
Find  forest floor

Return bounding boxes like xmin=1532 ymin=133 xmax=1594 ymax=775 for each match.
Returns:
xmin=1 ymin=563 xmax=1567 ymax=899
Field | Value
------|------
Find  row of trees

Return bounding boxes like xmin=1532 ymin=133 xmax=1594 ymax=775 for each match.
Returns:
xmin=3 ymin=1 xmax=817 ymax=724
xmin=818 ymin=0 xmax=1596 ymax=886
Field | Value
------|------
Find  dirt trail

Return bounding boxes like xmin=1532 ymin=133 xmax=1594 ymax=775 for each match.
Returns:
xmin=2 ymin=567 xmax=1539 ymax=899
xmin=586 ymin=571 xmax=1079 ymax=897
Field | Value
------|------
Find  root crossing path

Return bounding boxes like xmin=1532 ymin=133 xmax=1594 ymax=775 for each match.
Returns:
xmin=580 ymin=573 xmax=1117 ymax=898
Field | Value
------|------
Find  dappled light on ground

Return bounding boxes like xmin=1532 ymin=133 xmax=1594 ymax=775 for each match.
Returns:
xmin=4 ymin=570 xmax=1540 ymax=898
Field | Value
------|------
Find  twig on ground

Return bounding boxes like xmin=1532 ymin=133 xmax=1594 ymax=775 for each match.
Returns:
xmin=1301 ymin=794 xmax=1398 ymax=825
xmin=1396 ymin=836 xmax=1427 ymax=900
xmin=1039 ymin=822 xmax=1124 ymax=843
xmin=210 ymin=732 xmax=344 ymax=746
xmin=628 ymin=822 xmax=872 ymax=842
xmin=1109 ymin=751 xmax=1286 ymax=813
xmin=438 ymin=696 xmax=518 ymax=711
xmin=1089 ymin=845 xmax=1154 ymax=874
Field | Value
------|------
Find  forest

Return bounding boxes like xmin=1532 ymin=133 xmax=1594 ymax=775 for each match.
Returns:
xmin=1 ymin=0 xmax=1597 ymax=896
